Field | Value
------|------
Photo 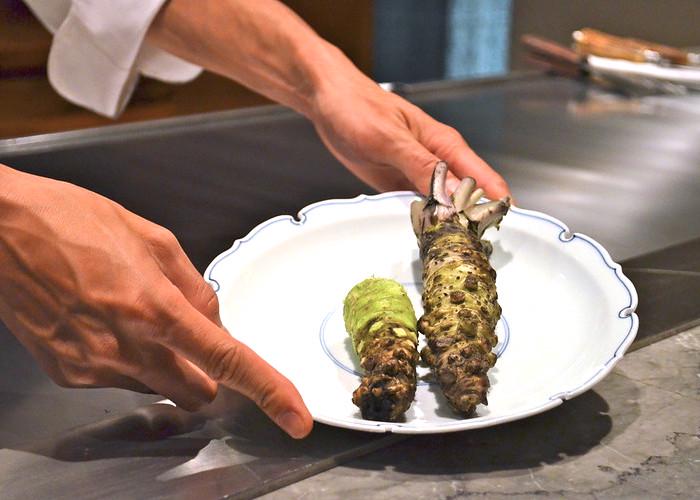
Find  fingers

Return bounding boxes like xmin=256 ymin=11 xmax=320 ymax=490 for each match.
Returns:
xmin=90 ymin=373 xmax=157 ymax=394
xmin=142 ymin=225 xmax=222 ymax=327
xmin=432 ymin=125 xmax=510 ymax=199
xmin=125 ymin=218 xmax=310 ymax=434
xmin=29 ymin=333 xmax=215 ymax=406
xmin=374 ymin=131 xmax=438 ymax=194
xmin=353 ymin=164 xmax=415 ymax=193
xmin=407 ymin=107 xmax=511 ymax=200
xmin=444 ymin=144 xmax=510 ymax=201
xmin=133 ymin=344 xmax=218 ymax=411
xmin=207 ymin=338 xmax=312 ymax=439
xmin=384 ymin=134 xmax=461 ymax=196
xmin=315 ymin=130 xmax=416 ymax=192
xmin=51 ymin=364 xmax=156 ymax=394
xmin=160 ymin=293 xmax=313 ymax=438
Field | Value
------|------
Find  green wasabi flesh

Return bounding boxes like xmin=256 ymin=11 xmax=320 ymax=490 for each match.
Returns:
xmin=343 ymin=278 xmax=418 ymax=355
xmin=343 ymin=277 xmax=420 ymax=421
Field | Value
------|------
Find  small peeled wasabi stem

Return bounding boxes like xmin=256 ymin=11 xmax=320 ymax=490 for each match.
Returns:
xmin=343 ymin=278 xmax=419 ymax=421
xmin=411 ymin=161 xmax=510 ymax=416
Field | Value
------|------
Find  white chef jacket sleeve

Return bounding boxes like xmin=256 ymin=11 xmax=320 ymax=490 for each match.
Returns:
xmin=23 ymin=0 xmax=202 ymax=118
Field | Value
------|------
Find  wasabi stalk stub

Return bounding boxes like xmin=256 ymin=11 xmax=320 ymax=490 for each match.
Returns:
xmin=411 ymin=161 xmax=510 ymax=416
xmin=343 ymin=278 xmax=419 ymax=421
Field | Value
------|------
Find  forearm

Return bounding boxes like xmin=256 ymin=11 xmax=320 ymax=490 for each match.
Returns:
xmin=0 ymin=163 xmax=17 ymax=191
xmin=0 ymin=164 xmax=24 ymax=213
xmin=146 ymin=0 xmax=510 ymax=199
xmin=147 ymin=0 xmax=358 ymax=118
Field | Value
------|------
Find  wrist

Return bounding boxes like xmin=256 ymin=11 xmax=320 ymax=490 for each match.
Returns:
xmin=0 ymin=165 xmax=22 ymax=242
xmin=287 ymin=38 xmax=339 ymax=118
xmin=300 ymin=41 xmax=379 ymax=122
xmin=293 ymin=39 xmax=364 ymax=119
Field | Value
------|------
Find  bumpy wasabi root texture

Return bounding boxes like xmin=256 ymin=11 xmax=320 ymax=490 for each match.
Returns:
xmin=343 ymin=278 xmax=419 ymax=421
xmin=411 ymin=161 xmax=510 ymax=416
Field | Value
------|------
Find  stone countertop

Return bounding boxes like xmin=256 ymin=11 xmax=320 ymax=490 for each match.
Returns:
xmin=264 ymin=325 xmax=700 ymax=499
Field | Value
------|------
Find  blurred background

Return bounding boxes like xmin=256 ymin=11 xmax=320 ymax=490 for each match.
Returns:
xmin=1 ymin=0 xmax=699 ymax=138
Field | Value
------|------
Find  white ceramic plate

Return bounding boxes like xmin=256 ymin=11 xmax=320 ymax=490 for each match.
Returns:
xmin=205 ymin=192 xmax=638 ymax=434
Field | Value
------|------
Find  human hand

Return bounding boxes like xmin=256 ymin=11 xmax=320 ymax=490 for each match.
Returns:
xmin=148 ymin=0 xmax=509 ymax=199
xmin=310 ymin=70 xmax=510 ymax=199
xmin=0 ymin=166 xmax=312 ymax=438
xmin=147 ymin=0 xmax=508 ymax=199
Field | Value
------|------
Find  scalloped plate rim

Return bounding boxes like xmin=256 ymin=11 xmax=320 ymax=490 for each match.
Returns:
xmin=204 ymin=191 xmax=639 ymax=434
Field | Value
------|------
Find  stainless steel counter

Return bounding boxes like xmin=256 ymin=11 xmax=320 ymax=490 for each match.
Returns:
xmin=1 ymin=74 xmax=699 ymax=499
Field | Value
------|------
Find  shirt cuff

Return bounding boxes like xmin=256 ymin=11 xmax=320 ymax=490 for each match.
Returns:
xmin=47 ymin=0 xmax=202 ymax=118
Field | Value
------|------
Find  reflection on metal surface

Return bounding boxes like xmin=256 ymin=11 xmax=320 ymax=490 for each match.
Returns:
xmin=566 ymin=94 xmax=651 ymax=117
xmin=1 ymin=389 xmax=402 ymax=499
xmin=156 ymin=438 xmax=257 ymax=481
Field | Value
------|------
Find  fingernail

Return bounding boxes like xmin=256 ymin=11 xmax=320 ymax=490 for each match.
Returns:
xmin=277 ymin=411 xmax=307 ymax=439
